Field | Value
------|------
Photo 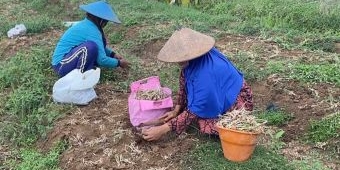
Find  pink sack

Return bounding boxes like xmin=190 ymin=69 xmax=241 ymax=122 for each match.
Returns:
xmin=128 ymin=76 xmax=173 ymax=127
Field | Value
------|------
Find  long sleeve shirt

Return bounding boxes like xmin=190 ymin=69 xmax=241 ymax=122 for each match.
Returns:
xmin=52 ymin=18 xmax=119 ymax=68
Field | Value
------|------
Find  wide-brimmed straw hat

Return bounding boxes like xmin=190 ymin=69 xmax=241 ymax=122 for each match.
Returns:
xmin=157 ymin=28 xmax=215 ymax=62
xmin=80 ymin=0 xmax=121 ymax=24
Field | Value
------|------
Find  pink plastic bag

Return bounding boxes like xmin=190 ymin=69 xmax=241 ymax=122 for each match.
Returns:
xmin=128 ymin=76 xmax=173 ymax=127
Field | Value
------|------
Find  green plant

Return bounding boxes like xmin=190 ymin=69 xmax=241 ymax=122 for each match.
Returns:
xmin=158 ymin=64 xmax=180 ymax=92
xmin=290 ymin=63 xmax=340 ymax=86
xmin=1 ymin=103 xmax=68 ymax=146
xmin=0 ymin=48 xmax=53 ymax=89
xmin=4 ymin=140 xmax=68 ymax=170
xmin=267 ymin=129 xmax=286 ymax=152
xmin=24 ymin=15 xmax=61 ymax=34
xmin=302 ymin=37 xmax=337 ymax=53
xmin=5 ymin=85 xmax=46 ymax=115
xmin=108 ymin=31 xmax=125 ymax=44
xmin=266 ymin=61 xmax=287 ymax=74
xmin=0 ymin=46 xmax=68 ymax=147
xmin=290 ymin=158 xmax=331 ymax=170
xmin=184 ymin=141 xmax=294 ymax=170
xmin=305 ymin=112 xmax=340 ymax=143
xmin=230 ymin=52 xmax=268 ymax=82
xmin=256 ymin=110 xmax=293 ymax=126
xmin=158 ymin=0 xmax=199 ymax=6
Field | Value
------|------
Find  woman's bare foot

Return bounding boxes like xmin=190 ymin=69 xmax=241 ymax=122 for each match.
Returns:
xmin=141 ymin=124 xmax=171 ymax=141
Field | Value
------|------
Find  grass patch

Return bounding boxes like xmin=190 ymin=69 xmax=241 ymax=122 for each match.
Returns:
xmin=184 ymin=140 xmax=294 ymax=170
xmin=0 ymin=103 xmax=68 ymax=146
xmin=24 ymin=15 xmax=61 ymax=34
xmin=305 ymin=112 xmax=340 ymax=143
xmin=2 ymin=0 xmax=340 ymax=53
xmin=0 ymin=52 xmax=48 ymax=89
xmin=0 ymin=0 xmax=73 ymax=37
xmin=158 ymin=64 xmax=180 ymax=93
xmin=302 ymin=36 xmax=340 ymax=53
xmin=197 ymin=0 xmax=340 ymax=52
xmin=290 ymin=157 xmax=333 ymax=170
xmin=289 ymin=63 xmax=340 ymax=86
xmin=229 ymin=52 xmax=269 ymax=82
xmin=3 ymin=140 xmax=68 ymax=170
xmin=0 ymin=46 xmax=69 ymax=147
xmin=234 ymin=56 xmax=340 ymax=85
xmin=256 ymin=110 xmax=293 ymax=126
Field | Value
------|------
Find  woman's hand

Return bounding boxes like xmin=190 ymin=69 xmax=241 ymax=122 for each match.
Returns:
xmin=159 ymin=110 xmax=178 ymax=123
xmin=118 ymin=59 xmax=130 ymax=69
xmin=142 ymin=124 xmax=170 ymax=141
xmin=159 ymin=104 xmax=181 ymax=122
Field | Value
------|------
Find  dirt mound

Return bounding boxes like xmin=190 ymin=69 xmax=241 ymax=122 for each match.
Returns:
xmin=252 ymin=79 xmax=338 ymax=141
xmin=39 ymin=85 xmax=198 ymax=170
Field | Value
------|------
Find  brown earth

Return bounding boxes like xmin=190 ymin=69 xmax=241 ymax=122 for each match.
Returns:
xmin=1 ymin=28 xmax=339 ymax=169
xmin=39 ymin=85 xmax=199 ymax=170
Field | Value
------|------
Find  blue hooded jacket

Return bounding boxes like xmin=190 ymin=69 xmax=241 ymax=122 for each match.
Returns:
xmin=52 ymin=18 xmax=118 ymax=68
xmin=184 ymin=47 xmax=243 ymax=118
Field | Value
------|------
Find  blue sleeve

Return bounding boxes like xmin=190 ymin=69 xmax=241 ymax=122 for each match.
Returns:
xmin=86 ymin=27 xmax=118 ymax=68
xmin=105 ymin=47 xmax=113 ymax=56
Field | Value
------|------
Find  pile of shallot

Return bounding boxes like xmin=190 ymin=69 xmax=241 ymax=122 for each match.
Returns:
xmin=217 ymin=108 xmax=267 ymax=133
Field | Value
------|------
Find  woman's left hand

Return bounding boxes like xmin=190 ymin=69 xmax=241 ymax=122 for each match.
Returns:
xmin=141 ymin=124 xmax=170 ymax=141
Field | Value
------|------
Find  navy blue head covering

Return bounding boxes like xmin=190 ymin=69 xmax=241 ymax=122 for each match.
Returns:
xmin=184 ymin=47 xmax=244 ymax=118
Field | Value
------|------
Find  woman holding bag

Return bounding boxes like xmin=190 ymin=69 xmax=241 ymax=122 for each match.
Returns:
xmin=142 ymin=28 xmax=253 ymax=141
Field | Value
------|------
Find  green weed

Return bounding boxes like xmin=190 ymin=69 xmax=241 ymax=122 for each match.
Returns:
xmin=184 ymin=141 xmax=294 ymax=170
xmin=107 ymin=31 xmax=125 ymax=45
xmin=1 ymin=103 xmax=68 ymax=147
xmin=0 ymin=12 xmax=61 ymax=37
xmin=24 ymin=15 xmax=61 ymax=34
xmin=197 ymin=0 xmax=340 ymax=52
xmin=247 ymin=59 xmax=340 ymax=86
xmin=302 ymin=37 xmax=339 ymax=53
xmin=256 ymin=110 xmax=293 ymax=126
xmin=266 ymin=60 xmax=286 ymax=74
xmin=203 ymin=0 xmax=340 ymax=32
xmin=0 ymin=46 xmax=68 ymax=147
xmin=0 ymin=48 xmax=53 ymax=89
xmin=290 ymin=158 xmax=332 ymax=170
xmin=230 ymin=52 xmax=269 ymax=81
xmin=267 ymin=129 xmax=286 ymax=152
xmin=158 ymin=64 xmax=180 ymax=93
xmin=305 ymin=112 xmax=340 ymax=143
xmin=290 ymin=63 xmax=340 ymax=86
xmin=5 ymin=85 xmax=46 ymax=115
xmin=4 ymin=140 xmax=68 ymax=170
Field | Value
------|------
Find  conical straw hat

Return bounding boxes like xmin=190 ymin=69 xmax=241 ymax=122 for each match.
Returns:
xmin=157 ymin=28 xmax=215 ymax=62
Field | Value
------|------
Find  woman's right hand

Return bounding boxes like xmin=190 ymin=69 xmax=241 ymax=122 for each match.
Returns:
xmin=159 ymin=110 xmax=178 ymax=123
xmin=119 ymin=59 xmax=130 ymax=69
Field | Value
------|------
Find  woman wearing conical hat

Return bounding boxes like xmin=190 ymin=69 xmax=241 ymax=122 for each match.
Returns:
xmin=142 ymin=28 xmax=253 ymax=141
xmin=52 ymin=0 xmax=130 ymax=77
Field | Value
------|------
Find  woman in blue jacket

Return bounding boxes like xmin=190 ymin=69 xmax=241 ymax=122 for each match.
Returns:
xmin=52 ymin=0 xmax=130 ymax=77
xmin=142 ymin=28 xmax=253 ymax=141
